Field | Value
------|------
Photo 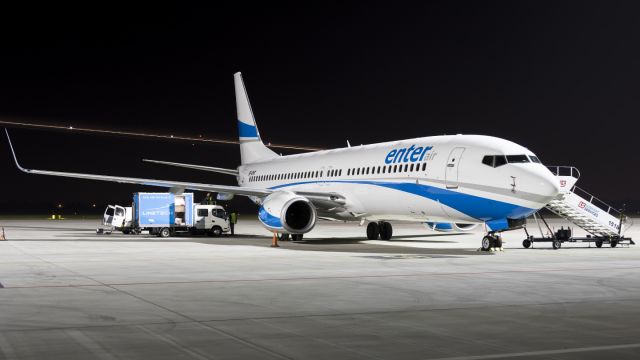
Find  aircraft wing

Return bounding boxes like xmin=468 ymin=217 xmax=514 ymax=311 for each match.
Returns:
xmin=4 ymin=129 xmax=267 ymax=197
xmin=4 ymin=129 xmax=346 ymax=205
xmin=142 ymin=159 xmax=239 ymax=176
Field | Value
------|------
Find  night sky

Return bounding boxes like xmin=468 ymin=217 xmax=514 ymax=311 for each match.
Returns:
xmin=1 ymin=3 xmax=639 ymax=215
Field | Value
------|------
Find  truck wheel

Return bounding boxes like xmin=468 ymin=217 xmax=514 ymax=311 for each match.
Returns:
xmin=552 ymin=240 xmax=562 ymax=249
xmin=523 ymin=239 xmax=531 ymax=248
xmin=159 ymin=227 xmax=171 ymax=238
xmin=611 ymin=240 xmax=618 ymax=248
xmin=210 ymin=226 xmax=222 ymax=237
xmin=122 ymin=229 xmax=130 ymax=235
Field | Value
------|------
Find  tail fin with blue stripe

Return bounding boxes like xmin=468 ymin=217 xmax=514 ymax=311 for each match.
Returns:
xmin=234 ymin=72 xmax=278 ymax=164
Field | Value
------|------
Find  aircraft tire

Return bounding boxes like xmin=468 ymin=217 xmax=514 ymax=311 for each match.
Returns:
xmin=291 ymin=234 xmax=303 ymax=241
xmin=522 ymin=239 xmax=531 ymax=248
xmin=494 ymin=237 xmax=503 ymax=248
xmin=279 ymin=233 xmax=290 ymax=241
xmin=367 ymin=222 xmax=380 ymax=240
xmin=595 ymin=240 xmax=603 ymax=248
xmin=481 ymin=236 xmax=493 ymax=251
xmin=610 ymin=240 xmax=618 ymax=248
xmin=380 ymin=222 xmax=393 ymax=240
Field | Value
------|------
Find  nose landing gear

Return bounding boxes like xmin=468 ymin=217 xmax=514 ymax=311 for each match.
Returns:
xmin=481 ymin=233 xmax=503 ymax=251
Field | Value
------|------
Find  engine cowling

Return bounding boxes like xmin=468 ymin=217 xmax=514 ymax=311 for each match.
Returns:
xmin=425 ymin=222 xmax=479 ymax=232
xmin=258 ymin=191 xmax=317 ymax=234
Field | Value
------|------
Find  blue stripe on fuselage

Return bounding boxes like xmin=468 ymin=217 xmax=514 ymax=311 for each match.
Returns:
xmin=269 ymin=180 xmax=535 ymax=221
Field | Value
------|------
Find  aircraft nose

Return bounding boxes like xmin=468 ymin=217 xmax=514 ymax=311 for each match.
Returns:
xmin=534 ymin=168 xmax=561 ymax=201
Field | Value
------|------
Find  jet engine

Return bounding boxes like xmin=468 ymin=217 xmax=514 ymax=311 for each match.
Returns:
xmin=425 ymin=222 xmax=479 ymax=232
xmin=258 ymin=191 xmax=317 ymax=234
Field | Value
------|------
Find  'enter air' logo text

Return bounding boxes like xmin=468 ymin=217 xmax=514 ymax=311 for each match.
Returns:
xmin=385 ymin=145 xmax=433 ymax=164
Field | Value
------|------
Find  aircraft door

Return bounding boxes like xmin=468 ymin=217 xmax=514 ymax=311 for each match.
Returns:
xmin=445 ymin=147 xmax=465 ymax=189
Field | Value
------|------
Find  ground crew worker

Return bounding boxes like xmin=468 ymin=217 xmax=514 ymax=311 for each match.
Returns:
xmin=229 ymin=211 xmax=237 ymax=235
xmin=202 ymin=193 xmax=214 ymax=205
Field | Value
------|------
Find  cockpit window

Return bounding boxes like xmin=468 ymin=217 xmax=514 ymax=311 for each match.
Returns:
xmin=494 ymin=155 xmax=507 ymax=167
xmin=482 ymin=155 xmax=493 ymax=167
xmin=506 ymin=155 xmax=529 ymax=163
xmin=481 ymin=155 xmax=507 ymax=168
xmin=529 ymin=155 xmax=541 ymax=163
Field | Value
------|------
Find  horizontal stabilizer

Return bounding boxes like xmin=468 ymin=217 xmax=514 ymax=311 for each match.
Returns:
xmin=143 ymin=159 xmax=238 ymax=176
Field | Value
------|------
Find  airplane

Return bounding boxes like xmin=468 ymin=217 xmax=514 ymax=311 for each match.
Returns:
xmin=4 ymin=72 xmax=560 ymax=250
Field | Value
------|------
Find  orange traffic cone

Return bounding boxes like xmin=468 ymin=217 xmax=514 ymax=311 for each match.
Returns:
xmin=270 ymin=232 xmax=279 ymax=247
xmin=0 ymin=227 xmax=5 ymax=241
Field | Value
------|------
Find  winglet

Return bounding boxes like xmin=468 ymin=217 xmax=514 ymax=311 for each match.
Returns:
xmin=4 ymin=129 xmax=29 ymax=173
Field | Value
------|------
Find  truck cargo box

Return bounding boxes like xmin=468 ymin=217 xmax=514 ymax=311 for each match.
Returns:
xmin=133 ymin=192 xmax=194 ymax=227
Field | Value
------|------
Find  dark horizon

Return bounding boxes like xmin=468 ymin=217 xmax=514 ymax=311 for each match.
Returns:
xmin=1 ymin=3 xmax=639 ymax=215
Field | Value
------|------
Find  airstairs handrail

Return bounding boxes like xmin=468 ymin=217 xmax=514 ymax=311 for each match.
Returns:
xmin=546 ymin=166 xmax=581 ymax=179
xmin=571 ymin=185 xmax=620 ymax=216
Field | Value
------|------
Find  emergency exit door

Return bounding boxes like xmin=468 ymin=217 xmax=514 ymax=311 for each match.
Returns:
xmin=445 ymin=147 xmax=465 ymax=189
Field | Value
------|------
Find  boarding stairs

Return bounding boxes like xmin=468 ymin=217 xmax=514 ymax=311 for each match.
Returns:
xmin=544 ymin=166 xmax=632 ymax=240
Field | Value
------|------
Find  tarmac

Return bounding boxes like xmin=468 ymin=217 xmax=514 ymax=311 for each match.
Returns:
xmin=0 ymin=217 xmax=639 ymax=359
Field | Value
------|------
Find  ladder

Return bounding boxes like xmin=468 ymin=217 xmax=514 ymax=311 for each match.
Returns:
xmin=545 ymin=166 xmax=632 ymax=238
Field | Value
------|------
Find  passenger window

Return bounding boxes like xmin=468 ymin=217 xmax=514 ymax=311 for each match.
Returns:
xmin=422 ymin=163 xmax=426 ymax=171
xmin=404 ymin=164 xmax=408 ymax=172
xmin=494 ymin=156 xmax=507 ymax=167
xmin=410 ymin=164 xmax=414 ymax=172
xmin=197 ymin=208 xmax=208 ymax=217
xmin=393 ymin=165 xmax=397 ymax=173
xmin=382 ymin=166 xmax=386 ymax=174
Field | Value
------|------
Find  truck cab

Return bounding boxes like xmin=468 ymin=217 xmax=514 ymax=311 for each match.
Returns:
xmin=101 ymin=205 xmax=133 ymax=234
xmin=194 ymin=204 xmax=231 ymax=236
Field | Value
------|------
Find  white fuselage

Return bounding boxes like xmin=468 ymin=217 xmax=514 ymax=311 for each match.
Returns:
xmin=237 ymin=134 xmax=560 ymax=225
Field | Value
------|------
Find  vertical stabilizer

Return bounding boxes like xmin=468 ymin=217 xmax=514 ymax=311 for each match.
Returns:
xmin=234 ymin=72 xmax=278 ymax=164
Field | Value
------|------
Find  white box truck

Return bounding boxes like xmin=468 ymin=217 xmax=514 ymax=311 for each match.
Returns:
xmin=101 ymin=192 xmax=230 ymax=237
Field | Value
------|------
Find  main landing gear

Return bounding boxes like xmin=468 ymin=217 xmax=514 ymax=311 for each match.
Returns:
xmin=481 ymin=233 xmax=503 ymax=251
xmin=366 ymin=221 xmax=393 ymax=240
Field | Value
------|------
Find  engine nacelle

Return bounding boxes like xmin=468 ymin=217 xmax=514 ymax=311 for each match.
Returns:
xmin=425 ymin=222 xmax=479 ymax=232
xmin=258 ymin=191 xmax=317 ymax=234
